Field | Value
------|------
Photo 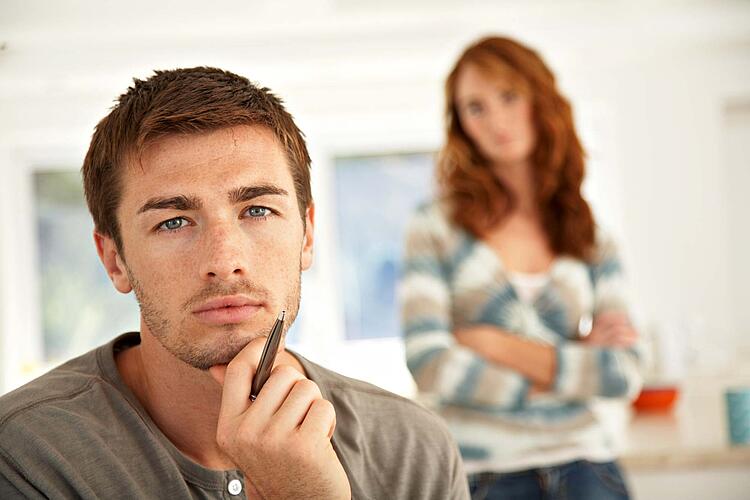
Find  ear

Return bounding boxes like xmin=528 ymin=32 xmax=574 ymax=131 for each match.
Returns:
xmin=300 ymin=203 xmax=315 ymax=271
xmin=94 ymin=231 xmax=133 ymax=293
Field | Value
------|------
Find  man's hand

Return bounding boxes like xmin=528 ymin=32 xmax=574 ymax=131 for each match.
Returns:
xmin=208 ymin=338 xmax=351 ymax=500
xmin=582 ymin=312 xmax=638 ymax=349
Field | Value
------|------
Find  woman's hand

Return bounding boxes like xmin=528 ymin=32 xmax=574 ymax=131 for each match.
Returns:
xmin=582 ymin=312 xmax=638 ymax=349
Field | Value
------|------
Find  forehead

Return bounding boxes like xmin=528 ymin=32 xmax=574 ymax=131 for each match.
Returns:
xmin=455 ymin=61 xmax=528 ymax=98
xmin=120 ymin=125 xmax=293 ymax=202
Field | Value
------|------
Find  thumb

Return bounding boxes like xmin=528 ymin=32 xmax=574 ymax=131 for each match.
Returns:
xmin=328 ymin=415 xmax=337 ymax=439
xmin=208 ymin=364 xmax=228 ymax=387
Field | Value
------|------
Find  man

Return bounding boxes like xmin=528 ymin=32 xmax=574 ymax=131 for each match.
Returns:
xmin=0 ymin=67 xmax=468 ymax=499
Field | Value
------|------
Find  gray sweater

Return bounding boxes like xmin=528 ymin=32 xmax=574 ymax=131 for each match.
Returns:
xmin=0 ymin=332 xmax=468 ymax=499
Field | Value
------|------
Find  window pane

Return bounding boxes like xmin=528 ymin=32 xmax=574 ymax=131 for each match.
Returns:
xmin=34 ymin=170 xmax=140 ymax=362
xmin=334 ymin=152 xmax=434 ymax=340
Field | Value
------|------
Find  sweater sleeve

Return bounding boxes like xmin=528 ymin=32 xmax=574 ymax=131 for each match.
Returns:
xmin=552 ymin=232 xmax=645 ymax=401
xmin=0 ymin=443 xmax=46 ymax=500
xmin=400 ymin=205 xmax=530 ymax=410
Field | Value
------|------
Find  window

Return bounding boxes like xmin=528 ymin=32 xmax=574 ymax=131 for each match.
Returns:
xmin=34 ymin=171 xmax=140 ymax=363
xmin=333 ymin=152 xmax=435 ymax=340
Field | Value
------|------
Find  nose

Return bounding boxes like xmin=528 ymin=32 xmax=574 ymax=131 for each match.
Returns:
xmin=198 ymin=220 xmax=249 ymax=281
xmin=487 ymin=101 xmax=510 ymax=128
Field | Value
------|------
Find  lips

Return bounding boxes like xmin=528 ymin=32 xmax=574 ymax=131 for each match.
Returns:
xmin=494 ymin=134 xmax=513 ymax=145
xmin=192 ymin=295 xmax=263 ymax=325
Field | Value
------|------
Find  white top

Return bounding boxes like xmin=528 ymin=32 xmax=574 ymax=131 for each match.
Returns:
xmin=507 ymin=270 xmax=551 ymax=303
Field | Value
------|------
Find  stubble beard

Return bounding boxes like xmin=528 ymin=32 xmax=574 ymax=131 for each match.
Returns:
xmin=127 ymin=267 xmax=302 ymax=371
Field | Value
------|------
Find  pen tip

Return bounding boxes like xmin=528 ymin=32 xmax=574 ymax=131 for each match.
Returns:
xmin=278 ymin=310 xmax=286 ymax=321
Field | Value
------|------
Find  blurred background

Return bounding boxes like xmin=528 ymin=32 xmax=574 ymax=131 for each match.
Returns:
xmin=1 ymin=0 xmax=749 ymax=497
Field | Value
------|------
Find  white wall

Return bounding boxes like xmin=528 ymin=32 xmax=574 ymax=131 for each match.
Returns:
xmin=725 ymin=103 xmax=750 ymax=347
xmin=1 ymin=0 xmax=750 ymax=394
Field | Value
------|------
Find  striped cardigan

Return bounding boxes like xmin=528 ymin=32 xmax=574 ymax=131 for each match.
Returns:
xmin=400 ymin=202 xmax=644 ymax=472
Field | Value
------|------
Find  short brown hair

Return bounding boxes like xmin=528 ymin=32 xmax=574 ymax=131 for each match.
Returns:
xmin=82 ymin=67 xmax=312 ymax=251
xmin=439 ymin=36 xmax=595 ymax=259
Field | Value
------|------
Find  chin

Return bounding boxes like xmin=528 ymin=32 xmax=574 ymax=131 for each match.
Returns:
xmin=163 ymin=327 xmax=261 ymax=371
xmin=208 ymin=327 xmax=259 ymax=353
xmin=182 ymin=343 xmax=248 ymax=371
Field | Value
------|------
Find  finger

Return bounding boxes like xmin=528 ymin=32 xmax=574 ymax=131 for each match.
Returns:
xmin=609 ymin=326 xmax=638 ymax=343
xmin=272 ymin=378 xmax=323 ymax=431
xmin=216 ymin=336 xmax=268 ymax=419
xmin=597 ymin=327 xmax=636 ymax=349
xmin=327 ymin=409 xmax=337 ymax=439
xmin=218 ymin=357 xmax=256 ymax=419
xmin=208 ymin=364 xmax=227 ymax=386
xmin=615 ymin=332 xmax=639 ymax=348
xmin=582 ymin=327 xmax=609 ymax=345
xmin=248 ymin=364 xmax=307 ymax=423
xmin=299 ymin=398 xmax=337 ymax=441
xmin=583 ymin=326 xmax=621 ymax=347
xmin=594 ymin=312 xmax=629 ymax=329
xmin=593 ymin=319 xmax=620 ymax=332
xmin=623 ymin=326 xmax=639 ymax=340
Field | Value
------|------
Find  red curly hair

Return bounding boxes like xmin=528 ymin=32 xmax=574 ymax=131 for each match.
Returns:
xmin=438 ymin=36 xmax=595 ymax=260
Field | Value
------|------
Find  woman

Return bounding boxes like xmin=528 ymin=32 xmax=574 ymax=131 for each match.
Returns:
xmin=400 ymin=36 xmax=643 ymax=499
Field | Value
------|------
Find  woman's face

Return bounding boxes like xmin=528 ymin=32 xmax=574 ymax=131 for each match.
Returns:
xmin=454 ymin=63 xmax=536 ymax=168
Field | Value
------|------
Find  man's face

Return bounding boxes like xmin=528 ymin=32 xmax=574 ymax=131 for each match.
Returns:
xmin=98 ymin=125 xmax=313 ymax=370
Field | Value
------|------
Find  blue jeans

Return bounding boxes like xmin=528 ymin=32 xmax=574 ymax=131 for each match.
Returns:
xmin=468 ymin=460 xmax=630 ymax=500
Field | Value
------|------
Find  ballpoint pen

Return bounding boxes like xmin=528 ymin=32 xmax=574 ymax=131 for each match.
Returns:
xmin=250 ymin=310 xmax=286 ymax=401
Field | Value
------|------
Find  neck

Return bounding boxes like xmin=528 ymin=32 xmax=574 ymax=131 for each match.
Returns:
xmin=492 ymin=160 xmax=538 ymax=215
xmin=117 ymin=330 xmax=232 ymax=469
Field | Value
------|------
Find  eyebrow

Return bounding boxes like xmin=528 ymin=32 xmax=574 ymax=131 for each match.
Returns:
xmin=138 ymin=195 xmax=202 ymax=214
xmin=228 ymin=184 xmax=289 ymax=204
xmin=137 ymin=184 xmax=289 ymax=214
xmin=456 ymin=95 xmax=479 ymax=106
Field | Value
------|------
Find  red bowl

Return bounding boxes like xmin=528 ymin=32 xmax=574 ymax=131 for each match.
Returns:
xmin=632 ymin=386 xmax=679 ymax=412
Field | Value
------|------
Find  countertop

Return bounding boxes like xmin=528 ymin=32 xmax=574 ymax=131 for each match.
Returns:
xmin=620 ymin=372 xmax=750 ymax=470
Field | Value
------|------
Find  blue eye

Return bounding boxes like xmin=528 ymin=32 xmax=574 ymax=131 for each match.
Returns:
xmin=247 ymin=206 xmax=271 ymax=218
xmin=159 ymin=217 xmax=188 ymax=231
